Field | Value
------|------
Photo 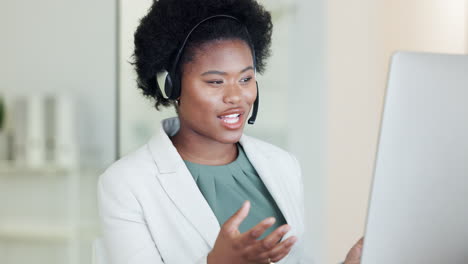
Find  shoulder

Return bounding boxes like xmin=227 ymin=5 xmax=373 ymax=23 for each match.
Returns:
xmin=240 ymin=134 xmax=303 ymax=194
xmin=240 ymin=134 xmax=300 ymax=171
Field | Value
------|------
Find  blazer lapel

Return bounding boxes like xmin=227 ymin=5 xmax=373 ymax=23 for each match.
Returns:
xmin=239 ymin=135 xmax=299 ymax=242
xmin=147 ymin=119 xmax=220 ymax=248
xmin=146 ymin=118 xmax=299 ymax=252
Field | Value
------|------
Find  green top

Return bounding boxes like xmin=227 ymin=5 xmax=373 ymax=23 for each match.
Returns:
xmin=183 ymin=144 xmax=287 ymax=239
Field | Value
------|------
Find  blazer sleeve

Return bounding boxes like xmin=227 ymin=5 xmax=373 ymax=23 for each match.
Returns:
xmin=98 ymin=169 xmax=211 ymax=264
xmin=97 ymin=170 xmax=165 ymax=264
xmin=98 ymin=170 xmax=210 ymax=264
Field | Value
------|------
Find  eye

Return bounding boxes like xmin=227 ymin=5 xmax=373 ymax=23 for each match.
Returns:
xmin=206 ymin=80 xmax=224 ymax=85
xmin=240 ymin=77 xmax=253 ymax=83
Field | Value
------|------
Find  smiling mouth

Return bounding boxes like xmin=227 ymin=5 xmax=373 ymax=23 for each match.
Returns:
xmin=218 ymin=113 xmax=241 ymax=124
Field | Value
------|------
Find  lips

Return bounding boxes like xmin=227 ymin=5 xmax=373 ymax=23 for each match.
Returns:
xmin=217 ymin=109 xmax=244 ymax=129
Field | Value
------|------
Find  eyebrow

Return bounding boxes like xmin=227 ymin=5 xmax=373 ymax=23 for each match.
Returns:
xmin=201 ymin=66 xmax=254 ymax=76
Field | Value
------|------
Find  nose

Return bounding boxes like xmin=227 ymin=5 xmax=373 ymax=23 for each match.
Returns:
xmin=223 ymin=84 xmax=242 ymax=105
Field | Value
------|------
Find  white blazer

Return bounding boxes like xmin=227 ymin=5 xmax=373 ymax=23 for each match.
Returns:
xmin=98 ymin=117 xmax=314 ymax=264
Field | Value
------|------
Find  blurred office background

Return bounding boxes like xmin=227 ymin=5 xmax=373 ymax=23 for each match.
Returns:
xmin=0 ymin=0 xmax=467 ymax=263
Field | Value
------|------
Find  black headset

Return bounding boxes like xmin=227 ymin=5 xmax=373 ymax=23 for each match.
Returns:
xmin=161 ymin=14 xmax=259 ymax=125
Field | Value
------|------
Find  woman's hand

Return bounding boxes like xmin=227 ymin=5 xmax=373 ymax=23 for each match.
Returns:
xmin=207 ymin=201 xmax=297 ymax=264
xmin=344 ymin=237 xmax=364 ymax=264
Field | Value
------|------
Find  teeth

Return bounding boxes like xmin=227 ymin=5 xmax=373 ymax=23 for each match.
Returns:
xmin=223 ymin=113 xmax=240 ymax=118
xmin=219 ymin=113 xmax=241 ymax=125
xmin=223 ymin=117 xmax=239 ymax=124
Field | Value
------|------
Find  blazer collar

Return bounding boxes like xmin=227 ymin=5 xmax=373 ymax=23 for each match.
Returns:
xmin=148 ymin=117 xmax=297 ymax=249
xmin=148 ymin=117 xmax=182 ymax=174
xmin=239 ymin=135 xmax=298 ymax=243
xmin=147 ymin=117 xmax=220 ymax=248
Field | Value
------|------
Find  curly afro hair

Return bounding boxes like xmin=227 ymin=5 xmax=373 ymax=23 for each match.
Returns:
xmin=133 ymin=0 xmax=273 ymax=110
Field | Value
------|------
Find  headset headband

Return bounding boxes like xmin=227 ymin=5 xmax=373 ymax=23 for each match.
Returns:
xmin=169 ymin=14 xmax=256 ymax=77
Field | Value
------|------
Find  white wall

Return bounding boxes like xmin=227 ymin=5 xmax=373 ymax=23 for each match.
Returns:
xmin=0 ymin=0 xmax=117 ymax=168
xmin=289 ymin=0 xmax=327 ymax=263
xmin=118 ymin=0 xmax=175 ymax=156
xmin=384 ymin=0 xmax=467 ymax=55
xmin=326 ymin=1 xmax=386 ymax=262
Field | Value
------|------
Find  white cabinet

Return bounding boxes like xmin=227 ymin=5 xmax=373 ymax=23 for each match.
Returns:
xmin=0 ymin=162 xmax=100 ymax=264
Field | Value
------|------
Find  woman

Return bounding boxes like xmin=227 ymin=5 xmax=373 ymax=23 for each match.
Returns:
xmin=98 ymin=0 xmax=363 ymax=263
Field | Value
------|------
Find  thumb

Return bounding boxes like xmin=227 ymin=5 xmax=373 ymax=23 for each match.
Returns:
xmin=223 ymin=200 xmax=250 ymax=233
xmin=345 ymin=237 xmax=364 ymax=263
xmin=356 ymin=237 xmax=364 ymax=248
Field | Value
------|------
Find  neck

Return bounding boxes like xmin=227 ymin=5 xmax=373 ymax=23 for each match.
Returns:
xmin=171 ymin=125 xmax=238 ymax=166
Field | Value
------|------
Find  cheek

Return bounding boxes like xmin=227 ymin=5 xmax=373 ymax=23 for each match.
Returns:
xmin=245 ymin=83 xmax=258 ymax=104
xmin=179 ymin=85 xmax=218 ymax=115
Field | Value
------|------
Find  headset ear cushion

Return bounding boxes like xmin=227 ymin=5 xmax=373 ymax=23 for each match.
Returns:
xmin=164 ymin=74 xmax=174 ymax=99
xmin=164 ymin=73 xmax=182 ymax=100
xmin=171 ymin=76 xmax=181 ymax=100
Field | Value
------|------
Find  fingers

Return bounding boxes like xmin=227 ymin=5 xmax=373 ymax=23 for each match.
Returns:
xmin=356 ymin=237 xmax=364 ymax=246
xmin=222 ymin=200 xmax=250 ymax=234
xmin=345 ymin=236 xmax=365 ymax=263
xmin=354 ymin=237 xmax=364 ymax=252
xmin=243 ymin=224 xmax=293 ymax=259
xmin=238 ymin=216 xmax=276 ymax=244
xmin=261 ymin=224 xmax=290 ymax=248
xmin=263 ymin=236 xmax=297 ymax=262
xmin=353 ymin=237 xmax=364 ymax=250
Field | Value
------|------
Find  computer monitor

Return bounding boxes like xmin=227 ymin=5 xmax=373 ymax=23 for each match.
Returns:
xmin=361 ymin=51 xmax=468 ymax=264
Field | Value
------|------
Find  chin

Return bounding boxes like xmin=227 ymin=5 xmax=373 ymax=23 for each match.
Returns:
xmin=214 ymin=130 xmax=244 ymax=144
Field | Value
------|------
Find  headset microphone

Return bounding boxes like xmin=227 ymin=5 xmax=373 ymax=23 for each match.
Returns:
xmin=248 ymin=82 xmax=259 ymax=125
